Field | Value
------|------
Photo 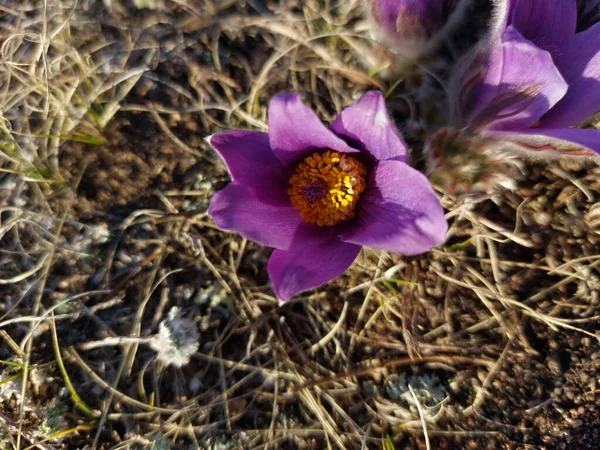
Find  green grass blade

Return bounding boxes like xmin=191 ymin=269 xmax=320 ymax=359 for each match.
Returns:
xmin=0 ymin=359 xmax=24 ymax=369
xmin=0 ymin=371 xmax=22 ymax=386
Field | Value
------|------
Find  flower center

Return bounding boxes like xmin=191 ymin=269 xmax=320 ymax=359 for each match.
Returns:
xmin=288 ymin=150 xmax=367 ymax=227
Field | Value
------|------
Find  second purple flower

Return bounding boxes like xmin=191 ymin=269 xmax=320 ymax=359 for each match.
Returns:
xmin=426 ymin=0 xmax=600 ymax=192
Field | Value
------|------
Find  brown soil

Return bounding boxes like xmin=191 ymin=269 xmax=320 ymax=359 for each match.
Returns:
xmin=60 ymin=112 xmax=200 ymax=218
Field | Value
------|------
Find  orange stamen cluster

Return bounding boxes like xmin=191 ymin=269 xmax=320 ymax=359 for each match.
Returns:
xmin=288 ymin=150 xmax=367 ymax=227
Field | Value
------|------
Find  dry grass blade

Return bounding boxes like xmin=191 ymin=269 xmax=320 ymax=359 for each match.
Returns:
xmin=49 ymin=313 xmax=98 ymax=419
xmin=408 ymin=383 xmax=431 ymax=450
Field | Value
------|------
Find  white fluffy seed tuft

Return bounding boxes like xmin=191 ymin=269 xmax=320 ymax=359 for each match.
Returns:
xmin=150 ymin=307 xmax=200 ymax=368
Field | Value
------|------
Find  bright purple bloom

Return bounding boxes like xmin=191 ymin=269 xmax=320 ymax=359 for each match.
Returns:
xmin=449 ymin=0 xmax=600 ymax=158
xmin=208 ymin=91 xmax=447 ymax=301
xmin=368 ymin=0 xmax=467 ymax=58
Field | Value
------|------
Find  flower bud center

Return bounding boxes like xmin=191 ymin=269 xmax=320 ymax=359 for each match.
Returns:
xmin=288 ymin=150 xmax=367 ymax=227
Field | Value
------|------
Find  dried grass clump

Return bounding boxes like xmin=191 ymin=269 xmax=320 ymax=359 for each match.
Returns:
xmin=0 ymin=0 xmax=152 ymax=447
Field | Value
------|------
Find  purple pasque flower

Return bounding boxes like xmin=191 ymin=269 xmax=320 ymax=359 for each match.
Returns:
xmin=367 ymin=0 xmax=468 ymax=58
xmin=208 ymin=91 xmax=447 ymax=301
xmin=447 ymin=0 xmax=600 ymax=160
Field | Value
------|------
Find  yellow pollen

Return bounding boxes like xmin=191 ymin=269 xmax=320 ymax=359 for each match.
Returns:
xmin=287 ymin=150 xmax=367 ymax=227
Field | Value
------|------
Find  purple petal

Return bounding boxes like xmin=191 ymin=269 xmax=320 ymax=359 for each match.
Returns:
xmin=331 ymin=91 xmax=408 ymax=162
xmin=509 ymin=0 xmax=577 ymax=55
xmin=267 ymin=225 xmax=361 ymax=301
xmin=340 ymin=161 xmax=447 ymax=255
xmin=540 ymin=22 xmax=600 ymax=127
xmin=209 ymin=183 xmax=303 ymax=250
xmin=268 ymin=93 xmax=359 ymax=167
xmin=208 ymin=130 xmax=302 ymax=249
xmin=468 ymin=26 xmax=568 ymax=131
xmin=209 ymin=131 xmax=288 ymax=191
xmin=488 ymin=127 xmax=600 ymax=155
